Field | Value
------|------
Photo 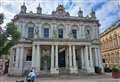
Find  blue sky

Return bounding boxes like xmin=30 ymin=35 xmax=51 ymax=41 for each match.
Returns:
xmin=0 ymin=0 xmax=120 ymax=33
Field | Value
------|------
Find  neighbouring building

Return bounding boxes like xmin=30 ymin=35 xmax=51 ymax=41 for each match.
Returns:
xmin=100 ymin=20 xmax=120 ymax=69
xmin=8 ymin=3 xmax=103 ymax=76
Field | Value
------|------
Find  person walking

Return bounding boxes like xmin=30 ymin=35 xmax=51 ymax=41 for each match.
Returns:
xmin=28 ymin=69 xmax=36 ymax=82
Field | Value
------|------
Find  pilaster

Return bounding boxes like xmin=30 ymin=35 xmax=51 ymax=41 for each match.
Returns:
xmin=72 ymin=45 xmax=78 ymax=73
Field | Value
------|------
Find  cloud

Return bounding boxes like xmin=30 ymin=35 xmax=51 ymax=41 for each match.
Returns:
xmin=0 ymin=0 xmax=119 ymax=33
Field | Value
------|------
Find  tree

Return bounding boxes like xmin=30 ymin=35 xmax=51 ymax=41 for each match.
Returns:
xmin=0 ymin=13 xmax=3 ymax=24
xmin=0 ymin=15 xmax=21 ymax=56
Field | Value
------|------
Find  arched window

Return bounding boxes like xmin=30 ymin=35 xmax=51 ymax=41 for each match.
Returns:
xmin=57 ymin=24 xmax=64 ymax=39
xmin=28 ymin=27 xmax=34 ymax=38
xmin=44 ymin=28 xmax=49 ymax=38
xmin=72 ymin=29 xmax=77 ymax=39
xmin=26 ymin=22 xmax=35 ymax=39
xmin=71 ymin=25 xmax=78 ymax=39
xmin=58 ymin=28 xmax=63 ymax=38
xmin=42 ymin=23 xmax=50 ymax=38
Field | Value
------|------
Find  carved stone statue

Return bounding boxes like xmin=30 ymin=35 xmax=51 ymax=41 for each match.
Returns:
xmin=52 ymin=4 xmax=70 ymax=16
xmin=34 ymin=27 xmax=39 ymax=39
xmin=85 ymin=29 xmax=90 ymax=40
xmin=53 ymin=29 xmax=58 ymax=39
xmin=68 ymin=31 xmax=73 ymax=39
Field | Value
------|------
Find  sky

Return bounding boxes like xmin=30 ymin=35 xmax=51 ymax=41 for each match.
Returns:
xmin=0 ymin=0 xmax=120 ymax=33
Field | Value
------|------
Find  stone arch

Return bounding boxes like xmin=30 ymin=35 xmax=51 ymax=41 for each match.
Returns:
xmin=26 ymin=21 xmax=35 ymax=28
xmin=57 ymin=24 xmax=65 ymax=29
xmin=71 ymin=24 xmax=79 ymax=30
xmin=42 ymin=23 xmax=51 ymax=28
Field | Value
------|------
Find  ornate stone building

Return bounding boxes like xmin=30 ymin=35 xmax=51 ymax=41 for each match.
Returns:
xmin=8 ymin=3 xmax=103 ymax=76
xmin=100 ymin=20 xmax=120 ymax=69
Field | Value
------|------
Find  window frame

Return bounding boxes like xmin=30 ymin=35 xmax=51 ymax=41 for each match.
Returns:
xmin=44 ymin=28 xmax=49 ymax=38
xmin=72 ymin=29 xmax=77 ymax=39
xmin=58 ymin=28 xmax=63 ymax=39
xmin=28 ymin=27 xmax=34 ymax=38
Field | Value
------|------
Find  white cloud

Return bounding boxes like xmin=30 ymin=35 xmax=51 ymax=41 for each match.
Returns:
xmin=0 ymin=0 xmax=119 ymax=32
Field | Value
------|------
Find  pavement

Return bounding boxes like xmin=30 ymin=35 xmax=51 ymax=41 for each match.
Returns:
xmin=0 ymin=73 xmax=120 ymax=82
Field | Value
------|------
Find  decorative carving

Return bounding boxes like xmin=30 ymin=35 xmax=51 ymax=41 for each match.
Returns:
xmin=20 ymin=2 xmax=27 ymax=14
xmin=90 ymin=9 xmax=96 ymax=19
xmin=34 ymin=26 xmax=39 ymax=39
xmin=78 ymin=8 xmax=83 ymax=17
xmin=68 ymin=30 xmax=73 ymax=39
xmin=37 ymin=3 xmax=42 ymax=14
xmin=85 ymin=26 xmax=91 ymax=40
xmin=52 ymin=4 xmax=70 ymax=16
xmin=53 ymin=29 xmax=58 ymax=39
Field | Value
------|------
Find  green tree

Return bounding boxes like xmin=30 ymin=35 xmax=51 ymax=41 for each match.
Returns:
xmin=0 ymin=15 xmax=21 ymax=56
xmin=0 ymin=13 xmax=3 ymax=24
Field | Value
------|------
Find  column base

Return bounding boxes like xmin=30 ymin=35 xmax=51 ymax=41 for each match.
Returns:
xmin=8 ymin=68 xmax=23 ymax=76
xmin=82 ymin=66 xmax=85 ymax=70
xmin=86 ymin=67 xmax=95 ymax=74
xmin=35 ymin=67 xmax=40 ymax=75
xmin=50 ymin=68 xmax=59 ymax=74
xmin=69 ymin=67 xmax=78 ymax=74
xmin=100 ymin=66 xmax=104 ymax=73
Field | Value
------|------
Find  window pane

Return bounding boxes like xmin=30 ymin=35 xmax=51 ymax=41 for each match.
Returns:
xmin=26 ymin=49 xmax=32 ymax=61
xmin=58 ymin=29 xmax=63 ymax=38
xmin=44 ymin=28 xmax=49 ymax=38
xmin=72 ymin=29 xmax=77 ymax=38
xmin=28 ymin=27 xmax=34 ymax=38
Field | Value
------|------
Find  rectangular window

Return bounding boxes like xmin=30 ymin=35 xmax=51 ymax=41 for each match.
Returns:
xmin=58 ymin=29 xmax=63 ymax=38
xmin=72 ymin=29 xmax=77 ymax=39
xmin=26 ymin=49 xmax=32 ymax=61
xmin=28 ymin=27 xmax=34 ymax=38
xmin=44 ymin=28 xmax=49 ymax=38
xmin=26 ymin=54 xmax=32 ymax=61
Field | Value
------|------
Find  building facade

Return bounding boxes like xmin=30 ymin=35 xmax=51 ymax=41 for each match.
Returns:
xmin=100 ymin=21 xmax=120 ymax=69
xmin=8 ymin=3 xmax=103 ymax=76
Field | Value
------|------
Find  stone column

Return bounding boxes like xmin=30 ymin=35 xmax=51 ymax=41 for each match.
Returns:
xmin=72 ymin=45 xmax=78 ymax=73
xmin=95 ymin=48 xmax=99 ymax=67
xmin=69 ymin=45 xmax=73 ymax=73
xmin=32 ymin=45 xmax=36 ymax=68
xmin=36 ymin=45 xmax=40 ymax=74
xmin=51 ymin=45 xmax=59 ymax=74
xmin=117 ymin=36 xmax=120 ymax=47
xmin=55 ymin=45 xmax=58 ymax=69
xmin=89 ymin=46 xmax=94 ymax=73
xmin=50 ymin=45 xmax=55 ymax=73
xmin=19 ymin=46 xmax=24 ymax=73
xmin=15 ymin=47 xmax=20 ymax=68
xmin=84 ymin=46 xmax=89 ymax=72
xmin=81 ymin=47 xmax=84 ymax=70
xmin=65 ymin=48 xmax=69 ymax=69
xmin=97 ymin=47 xmax=104 ymax=72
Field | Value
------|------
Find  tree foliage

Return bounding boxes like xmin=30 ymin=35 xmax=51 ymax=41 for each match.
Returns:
xmin=0 ymin=22 xmax=21 ymax=56
xmin=0 ymin=13 xmax=3 ymax=24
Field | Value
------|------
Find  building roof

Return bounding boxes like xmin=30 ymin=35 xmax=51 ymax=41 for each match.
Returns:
xmin=12 ymin=3 xmax=100 ymax=26
xmin=100 ymin=20 xmax=120 ymax=37
xmin=13 ymin=13 xmax=99 ymax=23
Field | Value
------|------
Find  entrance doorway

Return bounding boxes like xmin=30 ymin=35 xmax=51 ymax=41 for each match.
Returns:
xmin=58 ymin=50 xmax=65 ymax=67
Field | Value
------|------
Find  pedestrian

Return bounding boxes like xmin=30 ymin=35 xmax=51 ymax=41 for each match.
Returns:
xmin=28 ymin=69 xmax=36 ymax=82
